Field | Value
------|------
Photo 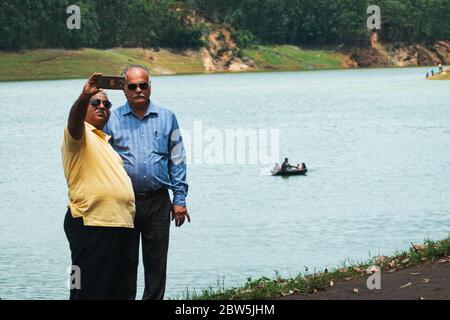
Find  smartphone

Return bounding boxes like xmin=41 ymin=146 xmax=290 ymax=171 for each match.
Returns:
xmin=95 ymin=76 xmax=125 ymax=90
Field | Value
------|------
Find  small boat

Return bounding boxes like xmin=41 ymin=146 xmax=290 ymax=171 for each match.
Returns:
xmin=271 ymin=168 xmax=308 ymax=176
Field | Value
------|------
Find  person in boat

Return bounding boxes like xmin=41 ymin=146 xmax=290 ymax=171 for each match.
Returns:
xmin=300 ymin=163 xmax=307 ymax=170
xmin=281 ymin=158 xmax=291 ymax=173
xmin=273 ymin=162 xmax=281 ymax=172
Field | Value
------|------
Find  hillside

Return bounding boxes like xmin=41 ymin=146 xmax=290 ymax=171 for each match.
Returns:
xmin=1 ymin=38 xmax=449 ymax=82
xmin=1 ymin=0 xmax=449 ymax=81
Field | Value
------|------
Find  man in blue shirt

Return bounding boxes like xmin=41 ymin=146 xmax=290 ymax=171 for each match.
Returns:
xmin=104 ymin=65 xmax=190 ymax=300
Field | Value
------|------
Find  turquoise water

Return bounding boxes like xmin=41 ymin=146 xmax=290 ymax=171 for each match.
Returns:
xmin=0 ymin=68 xmax=449 ymax=299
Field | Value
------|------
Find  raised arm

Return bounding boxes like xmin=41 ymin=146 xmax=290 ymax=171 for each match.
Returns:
xmin=68 ymin=73 xmax=102 ymax=140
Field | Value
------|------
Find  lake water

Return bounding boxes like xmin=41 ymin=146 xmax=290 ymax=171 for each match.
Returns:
xmin=0 ymin=68 xmax=449 ymax=299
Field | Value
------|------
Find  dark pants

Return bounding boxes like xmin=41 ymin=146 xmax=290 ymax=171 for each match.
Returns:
xmin=129 ymin=189 xmax=172 ymax=300
xmin=64 ymin=209 xmax=133 ymax=300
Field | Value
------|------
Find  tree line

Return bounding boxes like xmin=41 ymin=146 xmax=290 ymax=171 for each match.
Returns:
xmin=184 ymin=0 xmax=449 ymax=46
xmin=0 ymin=0 xmax=448 ymax=50
xmin=0 ymin=0 xmax=203 ymax=50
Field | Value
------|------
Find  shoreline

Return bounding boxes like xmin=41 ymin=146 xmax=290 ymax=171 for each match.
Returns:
xmin=0 ymin=63 xmax=444 ymax=83
xmin=185 ymin=237 xmax=450 ymax=300
xmin=428 ymin=68 xmax=450 ymax=80
xmin=281 ymin=261 xmax=450 ymax=300
xmin=1 ymin=46 xmax=448 ymax=82
xmin=0 ymin=66 xmax=444 ymax=84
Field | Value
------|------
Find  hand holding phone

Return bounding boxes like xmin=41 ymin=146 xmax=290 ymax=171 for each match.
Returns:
xmin=95 ymin=76 xmax=125 ymax=90
xmin=82 ymin=73 xmax=103 ymax=97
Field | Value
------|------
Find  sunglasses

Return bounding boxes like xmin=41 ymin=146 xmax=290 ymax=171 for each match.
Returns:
xmin=127 ymin=82 xmax=149 ymax=91
xmin=90 ymin=98 xmax=112 ymax=109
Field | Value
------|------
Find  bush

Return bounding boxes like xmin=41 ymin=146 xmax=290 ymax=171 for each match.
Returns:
xmin=234 ymin=30 xmax=260 ymax=48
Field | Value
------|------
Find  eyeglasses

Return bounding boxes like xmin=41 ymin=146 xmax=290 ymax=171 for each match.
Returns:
xmin=90 ymin=98 xmax=112 ymax=109
xmin=127 ymin=82 xmax=149 ymax=91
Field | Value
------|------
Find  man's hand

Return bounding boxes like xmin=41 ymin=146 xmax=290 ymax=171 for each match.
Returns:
xmin=82 ymin=73 xmax=103 ymax=97
xmin=172 ymin=205 xmax=191 ymax=227
xmin=68 ymin=73 xmax=103 ymax=140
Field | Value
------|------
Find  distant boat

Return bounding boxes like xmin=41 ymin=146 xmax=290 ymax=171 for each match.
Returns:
xmin=271 ymin=167 xmax=308 ymax=176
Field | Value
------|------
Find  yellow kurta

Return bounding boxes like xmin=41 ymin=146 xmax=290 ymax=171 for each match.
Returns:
xmin=62 ymin=122 xmax=135 ymax=228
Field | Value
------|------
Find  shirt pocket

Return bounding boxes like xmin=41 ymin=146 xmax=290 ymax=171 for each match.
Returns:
xmin=151 ymin=135 xmax=169 ymax=178
xmin=151 ymin=135 xmax=169 ymax=158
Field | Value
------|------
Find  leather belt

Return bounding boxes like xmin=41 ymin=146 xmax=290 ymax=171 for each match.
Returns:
xmin=134 ymin=188 xmax=165 ymax=200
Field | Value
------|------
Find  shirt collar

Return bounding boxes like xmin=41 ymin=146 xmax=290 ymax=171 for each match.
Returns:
xmin=121 ymin=100 xmax=159 ymax=118
xmin=85 ymin=122 xmax=110 ymax=142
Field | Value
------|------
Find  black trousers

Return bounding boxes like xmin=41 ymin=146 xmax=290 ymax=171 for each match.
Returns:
xmin=64 ymin=209 xmax=133 ymax=300
xmin=129 ymin=189 xmax=172 ymax=300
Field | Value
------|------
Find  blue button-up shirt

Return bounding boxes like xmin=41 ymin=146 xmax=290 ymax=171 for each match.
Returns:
xmin=104 ymin=100 xmax=188 ymax=206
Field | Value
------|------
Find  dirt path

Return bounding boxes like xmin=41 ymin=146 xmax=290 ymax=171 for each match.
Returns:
xmin=279 ymin=261 xmax=450 ymax=300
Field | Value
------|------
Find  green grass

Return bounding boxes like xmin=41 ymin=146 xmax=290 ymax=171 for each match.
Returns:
xmin=183 ymin=237 xmax=450 ymax=300
xmin=242 ymin=45 xmax=348 ymax=71
xmin=0 ymin=45 xmax=351 ymax=81
xmin=0 ymin=45 xmax=444 ymax=82
xmin=112 ymin=48 xmax=205 ymax=75
xmin=0 ymin=48 xmax=149 ymax=81
xmin=0 ymin=48 xmax=205 ymax=81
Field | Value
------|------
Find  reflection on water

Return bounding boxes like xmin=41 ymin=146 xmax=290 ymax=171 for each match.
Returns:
xmin=0 ymin=68 xmax=449 ymax=299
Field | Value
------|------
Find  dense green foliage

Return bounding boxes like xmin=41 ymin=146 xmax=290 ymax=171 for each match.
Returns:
xmin=0 ymin=0 xmax=448 ymax=50
xmin=0 ymin=0 xmax=203 ymax=50
xmin=185 ymin=0 xmax=449 ymax=46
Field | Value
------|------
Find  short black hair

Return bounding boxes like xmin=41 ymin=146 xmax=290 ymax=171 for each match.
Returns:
xmin=121 ymin=64 xmax=150 ymax=77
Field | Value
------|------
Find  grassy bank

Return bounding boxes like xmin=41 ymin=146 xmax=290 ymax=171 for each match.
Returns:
xmin=0 ymin=48 xmax=205 ymax=81
xmin=1 ymin=46 xmax=446 ymax=82
xmin=242 ymin=45 xmax=348 ymax=71
xmin=184 ymin=237 xmax=450 ymax=300
xmin=0 ymin=46 xmax=349 ymax=81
